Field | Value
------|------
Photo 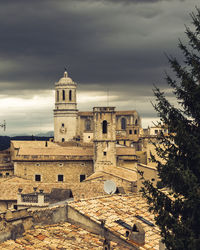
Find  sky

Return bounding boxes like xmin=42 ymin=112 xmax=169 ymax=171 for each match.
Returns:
xmin=0 ymin=0 xmax=199 ymax=135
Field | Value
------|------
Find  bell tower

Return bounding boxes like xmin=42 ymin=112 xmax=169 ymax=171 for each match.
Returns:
xmin=54 ymin=71 xmax=78 ymax=142
xmin=93 ymin=107 xmax=116 ymax=171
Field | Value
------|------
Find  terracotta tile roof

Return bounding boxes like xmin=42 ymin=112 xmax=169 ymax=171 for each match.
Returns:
xmin=11 ymin=140 xmax=60 ymax=149
xmin=69 ymin=194 xmax=161 ymax=249
xmin=85 ymin=165 xmax=137 ymax=182
xmin=0 ymin=176 xmax=75 ymax=201
xmin=0 ymin=222 xmax=129 ymax=249
xmin=17 ymin=147 xmax=93 ymax=156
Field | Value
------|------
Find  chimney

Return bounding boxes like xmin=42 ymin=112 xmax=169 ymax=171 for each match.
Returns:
xmin=129 ymin=222 xmax=145 ymax=245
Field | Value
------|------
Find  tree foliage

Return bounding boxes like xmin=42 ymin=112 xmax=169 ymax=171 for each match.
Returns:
xmin=141 ymin=8 xmax=200 ymax=250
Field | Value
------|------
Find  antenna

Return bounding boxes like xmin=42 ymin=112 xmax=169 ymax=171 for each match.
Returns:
xmin=0 ymin=120 xmax=6 ymax=131
xmin=104 ymin=180 xmax=116 ymax=194
xmin=107 ymin=88 xmax=109 ymax=107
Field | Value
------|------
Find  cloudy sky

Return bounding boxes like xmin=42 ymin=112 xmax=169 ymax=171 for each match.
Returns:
xmin=0 ymin=0 xmax=199 ymax=135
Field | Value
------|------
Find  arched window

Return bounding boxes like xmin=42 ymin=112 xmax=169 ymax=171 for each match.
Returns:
xmin=85 ymin=119 xmax=91 ymax=131
xmin=62 ymin=90 xmax=65 ymax=101
xmin=57 ymin=90 xmax=59 ymax=102
xmin=135 ymin=119 xmax=138 ymax=125
xmin=102 ymin=120 xmax=107 ymax=134
xmin=121 ymin=118 xmax=126 ymax=129
xmin=69 ymin=90 xmax=72 ymax=101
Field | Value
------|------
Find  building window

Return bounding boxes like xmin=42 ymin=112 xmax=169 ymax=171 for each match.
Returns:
xmin=80 ymin=174 xmax=86 ymax=182
xmin=6 ymin=172 xmax=9 ymax=176
xmin=134 ymin=130 xmax=137 ymax=134
xmin=88 ymin=136 xmax=90 ymax=138
xmin=121 ymin=118 xmax=126 ymax=130
xmin=85 ymin=119 xmax=91 ymax=131
xmin=69 ymin=90 xmax=72 ymax=101
xmin=129 ymin=130 xmax=132 ymax=134
xmin=102 ymin=120 xmax=107 ymax=134
xmin=58 ymin=175 xmax=64 ymax=182
xmin=155 ymin=130 xmax=158 ymax=134
xmin=62 ymin=138 xmax=65 ymax=142
xmin=35 ymin=175 xmax=41 ymax=182
xmin=124 ymin=141 xmax=126 ymax=146
xmin=35 ymin=163 xmax=40 ymax=167
xmin=62 ymin=90 xmax=65 ymax=101
xmin=104 ymin=152 xmax=107 ymax=156
xmin=57 ymin=90 xmax=59 ymax=102
xmin=0 ymin=173 xmax=2 ymax=177
xmin=59 ymin=163 xmax=63 ymax=167
xmin=62 ymin=123 xmax=64 ymax=127
xmin=135 ymin=119 xmax=138 ymax=125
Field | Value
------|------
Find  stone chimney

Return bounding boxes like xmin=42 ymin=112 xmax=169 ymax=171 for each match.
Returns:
xmin=128 ymin=222 xmax=145 ymax=245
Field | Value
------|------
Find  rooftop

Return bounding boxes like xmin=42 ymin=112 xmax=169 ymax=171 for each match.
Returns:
xmin=69 ymin=194 xmax=161 ymax=249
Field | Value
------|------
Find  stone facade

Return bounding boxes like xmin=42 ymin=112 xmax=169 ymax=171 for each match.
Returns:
xmin=93 ymin=107 xmax=116 ymax=171
xmin=54 ymin=71 xmax=78 ymax=142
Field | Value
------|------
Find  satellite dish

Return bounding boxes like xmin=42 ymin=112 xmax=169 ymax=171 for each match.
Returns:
xmin=104 ymin=180 xmax=116 ymax=194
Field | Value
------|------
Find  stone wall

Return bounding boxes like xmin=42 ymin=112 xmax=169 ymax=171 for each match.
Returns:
xmin=14 ymin=160 xmax=93 ymax=183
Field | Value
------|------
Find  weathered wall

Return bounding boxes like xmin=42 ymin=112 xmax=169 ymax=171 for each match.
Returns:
xmin=14 ymin=160 xmax=93 ymax=183
xmin=137 ymin=164 xmax=158 ymax=191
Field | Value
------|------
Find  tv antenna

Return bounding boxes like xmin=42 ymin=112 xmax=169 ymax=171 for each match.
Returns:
xmin=0 ymin=120 xmax=6 ymax=131
xmin=107 ymin=88 xmax=109 ymax=106
xmin=104 ymin=180 xmax=116 ymax=194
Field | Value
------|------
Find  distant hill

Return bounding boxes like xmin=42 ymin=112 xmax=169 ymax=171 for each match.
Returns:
xmin=35 ymin=131 xmax=54 ymax=137
xmin=0 ymin=135 xmax=53 ymax=151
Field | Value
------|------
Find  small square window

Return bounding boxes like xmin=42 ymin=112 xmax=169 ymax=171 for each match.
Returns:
xmin=134 ymin=130 xmax=137 ymax=135
xmin=104 ymin=152 xmax=107 ymax=156
xmin=88 ymin=136 xmax=90 ymax=138
xmin=155 ymin=130 xmax=158 ymax=134
xmin=35 ymin=175 xmax=41 ymax=182
xmin=80 ymin=174 xmax=86 ymax=182
xmin=6 ymin=172 xmax=9 ymax=176
xmin=129 ymin=130 xmax=132 ymax=134
xmin=58 ymin=175 xmax=64 ymax=182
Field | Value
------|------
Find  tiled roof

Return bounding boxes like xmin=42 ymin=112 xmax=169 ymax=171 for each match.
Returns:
xmin=85 ymin=165 xmax=137 ymax=182
xmin=0 ymin=222 xmax=130 ymax=249
xmin=15 ymin=145 xmax=136 ymax=157
xmin=69 ymin=194 xmax=161 ymax=249
xmin=0 ymin=176 xmax=74 ymax=200
xmin=17 ymin=147 xmax=93 ymax=156
xmin=11 ymin=141 xmax=60 ymax=149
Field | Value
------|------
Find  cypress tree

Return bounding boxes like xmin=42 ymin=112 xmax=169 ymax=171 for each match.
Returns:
xmin=141 ymin=8 xmax=200 ymax=250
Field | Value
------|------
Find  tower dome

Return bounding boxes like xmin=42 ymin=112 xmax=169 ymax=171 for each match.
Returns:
xmin=56 ymin=71 xmax=75 ymax=85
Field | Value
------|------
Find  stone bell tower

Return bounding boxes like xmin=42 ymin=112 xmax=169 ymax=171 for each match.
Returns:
xmin=93 ymin=107 xmax=116 ymax=171
xmin=54 ymin=71 xmax=78 ymax=142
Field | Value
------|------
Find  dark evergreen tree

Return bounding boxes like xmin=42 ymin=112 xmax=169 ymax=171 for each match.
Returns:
xmin=141 ymin=8 xmax=200 ymax=250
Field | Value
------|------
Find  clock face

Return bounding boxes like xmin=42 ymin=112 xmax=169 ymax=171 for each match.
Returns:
xmin=60 ymin=126 xmax=67 ymax=134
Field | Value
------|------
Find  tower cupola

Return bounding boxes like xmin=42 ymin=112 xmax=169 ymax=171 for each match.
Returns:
xmin=54 ymin=71 xmax=78 ymax=142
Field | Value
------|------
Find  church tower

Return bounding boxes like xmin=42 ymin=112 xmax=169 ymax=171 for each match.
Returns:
xmin=93 ymin=107 xmax=116 ymax=171
xmin=54 ymin=71 xmax=78 ymax=142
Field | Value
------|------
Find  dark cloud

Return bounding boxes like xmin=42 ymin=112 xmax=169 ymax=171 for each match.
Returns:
xmin=0 ymin=0 xmax=199 ymax=134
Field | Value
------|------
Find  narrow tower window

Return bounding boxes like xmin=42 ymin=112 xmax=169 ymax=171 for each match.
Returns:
xmin=102 ymin=120 xmax=107 ymax=134
xmin=121 ymin=118 xmax=126 ymax=129
xmin=69 ymin=90 xmax=72 ymax=101
xmin=135 ymin=119 xmax=138 ymax=125
xmin=85 ymin=119 xmax=91 ymax=131
xmin=57 ymin=90 xmax=59 ymax=102
xmin=62 ymin=90 xmax=65 ymax=101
